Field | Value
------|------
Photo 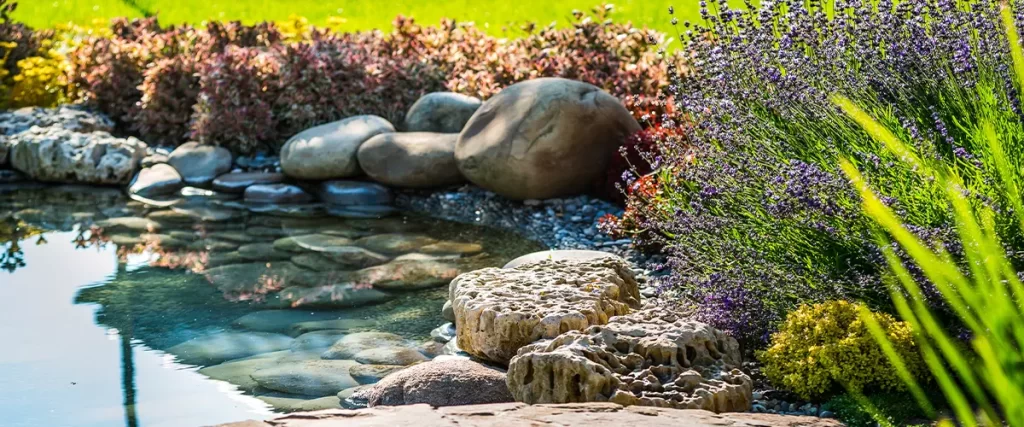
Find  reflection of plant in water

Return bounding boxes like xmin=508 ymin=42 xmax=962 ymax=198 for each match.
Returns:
xmin=0 ymin=216 xmax=44 ymax=273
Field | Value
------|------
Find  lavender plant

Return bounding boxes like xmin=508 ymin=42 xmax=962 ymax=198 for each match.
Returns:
xmin=638 ymin=0 xmax=1024 ymax=346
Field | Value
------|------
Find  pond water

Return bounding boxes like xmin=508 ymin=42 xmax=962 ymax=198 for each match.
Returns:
xmin=0 ymin=184 xmax=543 ymax=427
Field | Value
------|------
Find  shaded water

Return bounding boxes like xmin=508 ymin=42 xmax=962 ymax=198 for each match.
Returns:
xmin=0 ymin=184 xmax=543 ymax=427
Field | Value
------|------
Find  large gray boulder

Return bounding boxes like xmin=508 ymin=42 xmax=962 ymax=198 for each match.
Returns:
xmin=129 ymin=164 xmax=183 ymax=197
xmin=9 ymin=127 xmax=146 ymax=184
xmin=167 ymin=142 xmax=233 ymax=186
xmin=280 ymin=116 xmax=395 ymax=180
xmin=403 ymin=92 xmax=482 ymax=133
xmin=357 ymin=133 xmax=464 ymax=188
xmin=363 ymin=359 xmax=513 ymax=407
xmin=455 ymin=78 xmax=640 ymax=200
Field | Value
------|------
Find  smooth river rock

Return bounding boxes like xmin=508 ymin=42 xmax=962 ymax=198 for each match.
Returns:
xmin=363 ymin=359 xmax=512 ymax=407
xmin=129 ymin=164 xmax=183 ymax=197
xmin=167 ymin=142 xmax=233 ymax=186
xmin=244 ymin=184 xmax=314 ymax=204
xmin=321 ymin=332 xmax=407 ymax=360
xmin=165 ymin=331 xmax=294 ymax=366
xmin=352 ymin=346 xmax=428 ymax=366
xmin=317 ymin=180 xmax=393 ymax=206
xmin=455 ymin=78 xmax=641 ymax=200
xmin=356 ymin=132 xmax=464 ymax=188
xmin=280 ymin=116 xmax=395 ymax=180
xmin=403 ymin=92 xmax=482 ymax=133
xmin=212 ymin=172 xmax=285 ymax=193
xmin=251 ymin=359 xmax=361 ymax=396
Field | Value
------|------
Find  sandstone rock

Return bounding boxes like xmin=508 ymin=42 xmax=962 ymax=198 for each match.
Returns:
xmin=450 ymin=257 xmax=641 ymax=364
xmin=404 ymin=92 xmax=482 ymax=133
xmin=212 ymin=172 xmax=285 ymax=193
xmin=322 ymin=332 xmax=407 ymax=360
xmin=507 ymin=307 xmax=751 ymax=412
xmin=167 ymin=142 xmax=233 ymax=186
xmin=317 ymin=180 xmax=393 ymax=206
xmin=290 ymin=319 xmax=379 ymax=336
xmin=504 ymin=249 xmax=618 ymax=269
xmin=276 ymin=285 xmax=395 ymax=309
xmin=251 ymin=359 xmax=360 ymax=396
xmin=216 ymin=402 xmax=845 ymax=427
xmin=349 ymin=364 xmax=406 ymax=385
xmin=364 ymin=359 xmax=512 ymax=408
xmin=455 ymin=78 xmax=641 ymax=200
xmin=280 ymin=116 xmax=395 ymax=180
xmin=357 ymin=132 xmax=464 ymax=188
xmin=129 ymin=164 xmax=183 ymax=197
xmin=10 ymin=127 xmax=146 ymax=184
xmin=244 ymin=184 xmax=314 ymax=204
xmin=355 ymin=233 xmax=436 ymax=255
xmin=353 ymin=346 xmax=428 ymax=366
xmin=166 ymin=332 xmax=294 ymax=366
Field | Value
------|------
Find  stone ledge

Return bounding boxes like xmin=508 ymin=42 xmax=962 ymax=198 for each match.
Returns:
xmin=215 ymin=402 xmax=844 ymax=427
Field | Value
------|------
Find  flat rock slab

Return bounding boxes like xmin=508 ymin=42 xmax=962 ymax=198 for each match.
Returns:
xmin=213 ymin=172 xmax=285 ymax=193
xmin=503 ymin=249 xmax=617 ymax=269
xmin=216 ymin=402 xmax=845 ymax=427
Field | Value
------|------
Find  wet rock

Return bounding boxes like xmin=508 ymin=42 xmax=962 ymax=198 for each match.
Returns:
xmin=0 ymin=169 xmax=25 ymax=183
xmin=325 ymin=204 xmax=396 ymax=219
xmin=207 ymin=231 xmax=259 ymax=244
xmin=251 ymin=359 xmax=361 ymax=396
xmin=450 ymin=257 xmax=641 ymax=364
xmin=441 ymin=300 xmax=455 ymax=322
xmin=256 ymin=394 xmax=343 ymax=412
xmin=273 ymin=234 xmax=355 ymax=253
xmin=317 ymin=180 xmax=393 ymax=206
xmin=353 ymin=346 xmax=428 ymax=366
xmin=403 ymin=92 xmax=482 ymax=133
xmin=350 ymin=364 xmax=405 ymax=385
xmin=357 ymin=132 xmax=464 ymax=188
xmin=455 ymin=78 xmax=640 ymax=200
xmin=238 ymin=243 xmax=294 ymax=261
xmin=507 ymin=307 xmax=752 ymax=412
xmin=129 ymin=164 xmax=183 ymax=197
xmin=419 ymin=241 xmax=483 ymax=256
xmin=212 ymin=172 xmax=285 ymax=193
xmin=276 ymin=285 xmax=395 ymax=309
xmin=363 ymin=359 xmax=513 ymax=407
xmin=140 ymin=153 xmax=167 ymax=168
xmin=140 ymin=233 xmax=188 ymax=249
xmin=108 ymin=233 xmax=144 ymax=246
xmin=232 ymin=310 xmax=353 ymax=334
xmin=149 ymin=205 xmax=244 ymax=223
xmin=322 ymin=332 xmax=407 ymax=360
xmin=245 ymin=226 xmax=291 ymax=238
xmin=198 ymin=350 xmax=319 ymax=392
xmin=289 ymin=319 xmax=379 ymax=336
xmin=166 ymin=331 xmax=294 ymax=366
xmin=167 ymin=142 xmax=233 ymax=186
xmin=355 ymin=233 xmax=436 ymax=255
xmin=203 ymin=262 xmax=306 ymax=299
xmin=291 ymin=330 xmax=349 ymax=351
xmin=503 ymin=249 xmax=618 ymax=269
xmin=347 ymin=260 xmax=465 ymax=292
xmin=9 ymin=127 xmax=146 ymax=184
xmin=188 ymin=239 xmax=238 ymax=252
xmin=292 ymin=247 xmax=390 ymax=270
xmin=206 ymin=251 xmax=249 ymax=268
xmin=95 ymin=216 xmax=161 ymax=233
xmin=430 ymin=323 xmax=456 ymax=343
xmin=244 ymin=184 xmax=315 ymax=204
xmin=280 ymin=116 xmax=395 ymax=180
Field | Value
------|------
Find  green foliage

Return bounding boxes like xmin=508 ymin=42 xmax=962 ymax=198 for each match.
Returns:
xmin=838 ymin=7 xmax=1024 ymax=424
xmin=825 ymin=392 xmax=930 ymax=427
xmin=759 ymin=300 xmax=924 ymax=400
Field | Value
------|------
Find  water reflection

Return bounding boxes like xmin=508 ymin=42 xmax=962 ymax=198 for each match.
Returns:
xmin=0 ymin=183 xmax=543 ymax=425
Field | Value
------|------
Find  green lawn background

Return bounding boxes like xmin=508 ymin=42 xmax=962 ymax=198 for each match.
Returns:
xmin=18 ymin=0 xmax=695 ymax=36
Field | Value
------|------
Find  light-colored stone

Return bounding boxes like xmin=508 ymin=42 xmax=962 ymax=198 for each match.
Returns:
xmin=441 ymin=300 xmax=455 ymax=322
xmin=95 ymin=216 xmax=161 ymax=233
xmin=276 ymin=285 xmax=395 ymax=309
xmin=503 ymin=249 xmax=619 ymax=269
xmin=420 ymin=241 xmax=483 ymax=256
xmin=508 ymin=307 xmax=751 ymax=412
xmin=216 ymin=402 xmax=845 ymax=427
xmin=273 ymin=234 xmax=355 ymax=253
xmin=347 ymin=260 xmax=465 ymax=292
xmin=166 ymin=332 xmax=294 ymax=366
xmin=321 ymin=332 xmax=407 ymax=360
xmin=355 ymin=233 xmax=437 ymax=255
xmin=292 ymin=247 xmax=390 ymax=270
xmin=353 ymin=346 xmax=428 ymax=366
xmin=251 ymin=359 xmax=360 ymax=396
xmin=167 ymin=142 xmax=233 ymax=186
xmin=129 ymin=164 xmax=183 ymax=197
xmin=232 ymin=310 xmax=352 ymax=334
xmin=291 ymin=330 xmax=349 ymax=351
xmin=450 ymin=257 xmax=641 ymax=364
xmin=455 ymin=78 xmax=641 ymax=200
xmin=289 ymin=319 xmax=379 ymax=336
xmin=280 ymin=116 xmax=395 ymax=180
xmin=9 ymin=127 xmax=146 ymax=184
xmin=363 ymin=359 xmax=512 ymax=408
xmin=404 ymin=92 xmax=482 ymax=133
xmin=198 ymin=350 xmax=319 ymax=392
xmin=256 ymin=394 xmax=343 ymax=412
xmin=349 ymin=364 xmax=406 ymax=385
xmin=357 ymin=132 xmax=464 ymax=188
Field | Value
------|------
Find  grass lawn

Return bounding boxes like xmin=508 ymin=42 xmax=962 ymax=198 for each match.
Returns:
xmin=17 ymin=0 xmax=695 ymax=37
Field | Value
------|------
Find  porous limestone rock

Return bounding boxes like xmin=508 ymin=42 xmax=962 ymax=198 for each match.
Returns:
xmin=507 ymin=307 xmax=752 ymax=412
xmin=449 ymin=257 xmax=641 ymax=365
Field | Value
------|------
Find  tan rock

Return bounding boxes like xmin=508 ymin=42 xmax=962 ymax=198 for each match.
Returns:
xmin=450 ymin=257 xmax=641 ymax=364
xmin=363 ymin=359 xmax=513 ymax=408
xmin=357 ymin=132 xmax=465 ymax=188
xmin=403 ymin=92 xmax=482 ymax=133
xmin=455 ymin=78 xmax=641 ymax=200
xmin=353 ymin=346 xmax=428 ymax=366
xmin=280 ymin=115 xmax=395 ymax=180
xmin=321 ymin=332 xmax=407 ymax=360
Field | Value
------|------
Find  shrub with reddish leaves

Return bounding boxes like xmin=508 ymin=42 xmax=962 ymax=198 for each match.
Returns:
xmin=133 ymin=56 xmax=200 ymax=146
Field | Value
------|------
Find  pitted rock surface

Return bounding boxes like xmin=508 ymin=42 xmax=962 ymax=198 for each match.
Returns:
xmin=9 ymin=127 xmax=146 ymax=184
xmin=507 ymin=307 xmax=752 ymax=412
xmin=449 ymin=258 xmax=641 ymax=365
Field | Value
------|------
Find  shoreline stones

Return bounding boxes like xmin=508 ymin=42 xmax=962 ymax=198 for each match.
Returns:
xmin=357 ymin=132 xmax=464 ymax=188
xmin=362 ymin=359 xmax=513 ymax=408
xmin=212 ymin=172 xmax=285 ymax=193
xmin=244 ymin=183 xmax=315 ymax=204
xmin=507 ymin=307 xmax=752 ymax=412
xmin=167 ymin=142 xmax=233 ymax=186
xmin=455 ymin=78 xmax=641 ymax=200
xmin=280 ymin=115 xmax=395 ymax=180
xmin=403 ymin=92 xmax=482 ymax=133
xmin=129 ymin=163 xmax=183 ymax=197
xmin=9 ymin=127 xmax=147 ymax=185
xmin=317 ymin=180 xmax=393 ymax=206
xmin=165 ymin=331 xmax=294 ymax=366
xmin=450 ymin=257 xmax=641 ymax=365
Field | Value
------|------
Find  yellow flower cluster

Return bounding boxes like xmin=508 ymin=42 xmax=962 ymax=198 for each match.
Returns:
xmin=8 ymin=45 xmax=67 ymax=108
xmin=758 ymin=300 xmax=924 ymax=400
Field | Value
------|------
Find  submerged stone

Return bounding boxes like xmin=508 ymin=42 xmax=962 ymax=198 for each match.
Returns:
xmin=251 ymin=359 xmax=361 ymax=396
xmin=165 ymin=331 xmax=293 ymax=366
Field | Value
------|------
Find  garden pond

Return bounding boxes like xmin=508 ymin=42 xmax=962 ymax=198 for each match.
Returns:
xmin=0 ymin=184 xmax=543 ymax=427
